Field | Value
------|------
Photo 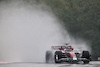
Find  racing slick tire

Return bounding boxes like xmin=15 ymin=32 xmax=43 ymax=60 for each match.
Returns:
xmin=82 ymin=51 xmax=90 ymax=64
xmin=45 ymin=51 xmax=53 ymax=63
xmin=54 ymin=51 xmax=62 ymax=63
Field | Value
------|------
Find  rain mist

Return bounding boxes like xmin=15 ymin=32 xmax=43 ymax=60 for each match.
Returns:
xmin=0 ymin=0 xmax=90 ymax=62
xmin=0 ymin=0 xmax=69 ymax=62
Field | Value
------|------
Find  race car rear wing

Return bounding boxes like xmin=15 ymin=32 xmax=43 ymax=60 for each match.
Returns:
xmin=51 ymin=46 xmax=66 ymax=50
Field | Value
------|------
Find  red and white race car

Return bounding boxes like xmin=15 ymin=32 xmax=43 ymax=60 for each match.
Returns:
xmin=45 ymin=45 xmax=91 ymax=64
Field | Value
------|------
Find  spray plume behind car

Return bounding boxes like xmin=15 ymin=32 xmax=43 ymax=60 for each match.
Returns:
xmin=0 ymin=0 xmax=90 ymax=63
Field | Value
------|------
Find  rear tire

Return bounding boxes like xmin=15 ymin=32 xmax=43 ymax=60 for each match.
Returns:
xmin=82 ymin=51 xmax=90 ymax=64
xmin=54 ymin=51 xmax=62 ymax=63
xmin=45 ymin=51 xmax=53 ymax=63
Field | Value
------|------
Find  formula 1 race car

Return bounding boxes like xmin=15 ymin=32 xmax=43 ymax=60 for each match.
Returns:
xmin=45 ymin=45 xmax=91 ymax=64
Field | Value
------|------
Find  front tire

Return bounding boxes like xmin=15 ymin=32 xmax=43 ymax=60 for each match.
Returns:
xmin=82 ymin=51 xmax=90 ymax=64
xmin=54 ymin=51 xmax=62 ymax=63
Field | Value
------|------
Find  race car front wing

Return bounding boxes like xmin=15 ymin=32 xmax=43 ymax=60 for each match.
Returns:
xmin=59 ymin=58 xmax=89 ymax=62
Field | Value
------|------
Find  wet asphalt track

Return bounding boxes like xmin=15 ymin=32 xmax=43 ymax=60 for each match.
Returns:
xmin=0 ymin=61 xmax=100 ymax=67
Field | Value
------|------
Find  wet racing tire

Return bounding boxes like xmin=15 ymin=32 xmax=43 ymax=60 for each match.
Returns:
xmin=45 ymin=51 xmax=53 ymax=63
xmin=82 ymin=51 xmax=90 ymax=64
xmin=54 ymin=51 xmax=62 ymax=63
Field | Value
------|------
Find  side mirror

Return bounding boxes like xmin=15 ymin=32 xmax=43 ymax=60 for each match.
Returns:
xmin=65 ymin=43 xmax=69 ymax=45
